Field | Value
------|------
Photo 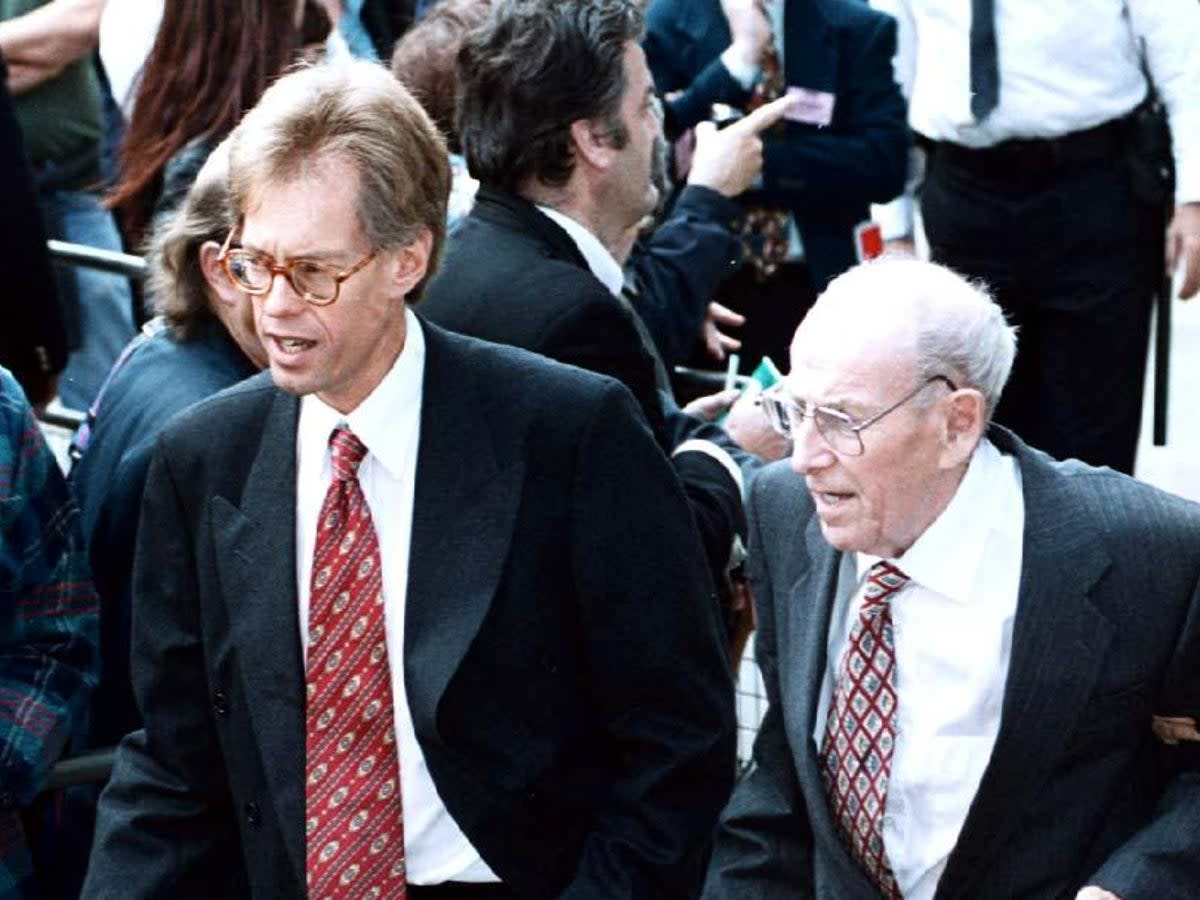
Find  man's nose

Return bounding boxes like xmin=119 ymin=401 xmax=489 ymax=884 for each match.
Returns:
xmin=260 ymin=270 xmax=303 ymax=317
xmin=790 ymin=416 xmax=836 ymax=476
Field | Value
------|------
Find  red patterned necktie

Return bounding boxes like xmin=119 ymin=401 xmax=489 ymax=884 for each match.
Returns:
xmin=819 ymin=561 xmax=909 ymax=900
xmin=306 ymin=427 xmax=407 ymax=899
xmin=740 ymin=1 xmax=792 ymax=280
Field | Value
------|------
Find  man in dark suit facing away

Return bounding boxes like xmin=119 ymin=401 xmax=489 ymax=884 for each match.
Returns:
xmin=422 ymin=0 xmax=778 ymax=613
xmin=82 ymin=60 xmax=736 ymax=899
xmin=703 ymin=257 xmax=1200 ymax=900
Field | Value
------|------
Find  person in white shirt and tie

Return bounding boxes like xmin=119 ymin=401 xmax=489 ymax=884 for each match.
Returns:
xmin=704 ymin=257 xmax=1200 ymax=900
xmin=83 ymin=59 xmax=737 ymax=899
xmin=870 ymin=0 xmax=1200 ymax=477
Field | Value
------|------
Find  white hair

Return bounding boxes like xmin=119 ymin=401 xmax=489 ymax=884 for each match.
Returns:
xmin=809 ymin=256 xmax=1017 ymax=416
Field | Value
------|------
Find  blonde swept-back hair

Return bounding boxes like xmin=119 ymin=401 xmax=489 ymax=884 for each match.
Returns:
xmin=228 ymin=60 xmax=451 ymax=302
xmin=145 ymin=138 xmax=235 ymax=340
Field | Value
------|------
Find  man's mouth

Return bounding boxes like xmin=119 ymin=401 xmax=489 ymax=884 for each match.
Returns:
xmin=271 ymin=335 xmax=317 ymax=355
xmin=811 ymin=489 xmax=855 ymax=509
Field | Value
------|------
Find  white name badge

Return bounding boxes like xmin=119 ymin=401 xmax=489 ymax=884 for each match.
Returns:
xmin=783 ymin=87 xmax=836 ymax=127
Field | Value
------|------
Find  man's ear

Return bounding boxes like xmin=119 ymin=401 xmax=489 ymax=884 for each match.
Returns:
xmin=569 ymin=118 xmax=616 ymax=171
xmin=199 ymin=240 xmax=241 ymax=308
xmin=939 ymin=387 xmax=987 ymax=469
xmin=389 ymin=229 xmax=434 ymax=297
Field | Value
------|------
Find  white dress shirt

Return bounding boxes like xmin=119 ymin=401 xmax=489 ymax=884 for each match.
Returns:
xmin=295 ymin=309 xmax=498 ymax=884
xmin=870 ymin=0 xmax=1200 ymax=234
xmin=98 ymin=0 xmax=164 ymax=117
xmin=814 ymin=438 xmax=1024 ymax=900
xmin=535 ymin=205 xmax=744 ymax=493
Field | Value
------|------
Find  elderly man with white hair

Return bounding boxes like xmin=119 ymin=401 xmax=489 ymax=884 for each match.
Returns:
xmin=704 ymin=257 xmax=1200 ymax=900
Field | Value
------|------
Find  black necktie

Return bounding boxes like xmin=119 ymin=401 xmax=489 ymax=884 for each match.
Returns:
xmin=970 ymin=0 xmax=999 ymax=121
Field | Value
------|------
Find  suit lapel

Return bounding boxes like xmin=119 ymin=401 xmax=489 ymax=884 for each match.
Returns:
xmin=935 ymin=434 xmax=1114 ymax=899
xmin=402 ymin=322 xmax=525 ymax=742
xmin=783 ymin=0 xmax=837 ymax=96
xmin=472 ymin=187 xmax=591 ymax=274
xmin=785 ymin=515 xmax=853 ymax=855
xmin=771 ymin=505 xmax=882 ymax=895
xmin=210 ymin=388 xmax=306 ymax=882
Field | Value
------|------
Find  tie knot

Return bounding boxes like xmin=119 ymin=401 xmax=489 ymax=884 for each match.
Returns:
xmin=863 ymin=561 xmax=909 ymax=608
xmin=329 ymin=427 xmax=368 ymax=482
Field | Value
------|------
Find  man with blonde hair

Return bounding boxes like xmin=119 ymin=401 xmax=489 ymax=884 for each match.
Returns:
xmin=705 ymin=257 xmax=1200 ymax=899
xmin=84 ymin=60 xmax=734 ymax=899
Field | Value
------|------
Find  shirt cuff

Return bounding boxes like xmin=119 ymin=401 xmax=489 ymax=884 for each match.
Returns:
xmin=673 ymin=439 xmax=745 ymax=495
xmin=1174 ymin=152 xmax=1200 ymax=206
xmin=871 ymin=196 xmax=915 ymax=242
xmin=720 ymin=46 xmax=760 ymax=92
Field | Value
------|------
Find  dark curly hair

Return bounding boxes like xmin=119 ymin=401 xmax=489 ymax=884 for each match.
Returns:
xmin=456 ymin=0 xmax=643 ymax=192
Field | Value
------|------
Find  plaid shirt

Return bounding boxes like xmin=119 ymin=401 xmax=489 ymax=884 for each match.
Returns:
xmin=0 ymin=369 xmax=99 ymax=898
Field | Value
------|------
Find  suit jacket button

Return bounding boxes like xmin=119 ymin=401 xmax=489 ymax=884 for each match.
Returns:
xmin=245 ymin=801 xmax=261 ymax=826
xmin=213 ymin=688 xmax=230 ymax=716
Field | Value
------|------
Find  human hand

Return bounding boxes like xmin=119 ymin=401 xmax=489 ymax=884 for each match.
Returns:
xmin=4 ymin=59 xmax=51 ymax=94
xmin=720 ymin=0 xmax=771 ymax=71
xmin=684 ymin=388 xmax=741 ymax=422
xmin=1075 ymin=887 xmax=1122 ymax=900
xmin=1151 ymin=715 xmax=1200 ymax=745
xmin=1166 ymin=202 xmax=1200 ymax=299
xmin=688 ymin=94 xmax=795 ymax=198
xmin=701 ymin=301 xmax=745 ymax=361
xmin=725 ymin=386 xmax=790 ymax=460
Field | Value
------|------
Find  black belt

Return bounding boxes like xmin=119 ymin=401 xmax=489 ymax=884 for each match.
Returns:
xmin=918 ymin=113 xmax=1131 ymax=187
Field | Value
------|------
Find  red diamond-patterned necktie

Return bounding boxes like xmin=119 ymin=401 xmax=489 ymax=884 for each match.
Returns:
xmin=819 ymin=561 xmax=909 ymax=900
xmin=306 ymin=426 xmax=407 ymax=899
xmin=740 ymin=0 xmax=792 ymax=281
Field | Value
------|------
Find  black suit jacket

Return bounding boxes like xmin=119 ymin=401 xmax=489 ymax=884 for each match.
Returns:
xmin=422 ymin=186 xmax=751 ymax=596
xmin=627 ymin=185 xmax=745 ymax=369
xmin=644 ymin=0 xmax=910 ymax=289
xmin=83 ymin=321 xmax=737 ymax=898
xmin=704 ymin=427 xmax=1200 ymax=899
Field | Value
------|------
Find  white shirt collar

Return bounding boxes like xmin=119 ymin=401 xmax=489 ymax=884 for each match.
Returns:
xmin=856 ymin=437 xmax=1024 ymax=605
xmin=535 ymin=205 xmax=625 ymax=298
xmin=297 ymin=306 xmax=426 ymax=480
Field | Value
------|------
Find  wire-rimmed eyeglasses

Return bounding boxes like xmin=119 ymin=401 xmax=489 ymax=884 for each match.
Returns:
xmin=759 ymin=375 xmax=958 ymax=456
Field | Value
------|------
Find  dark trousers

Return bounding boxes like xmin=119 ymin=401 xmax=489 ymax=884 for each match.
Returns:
xmin=921 ymin=150 xmax=1163 ymax=474
xmin=711 ymin=260 xmax=817 ymax=376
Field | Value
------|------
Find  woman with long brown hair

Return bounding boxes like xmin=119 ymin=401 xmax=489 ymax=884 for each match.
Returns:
xmin=107 ymin=0 xmax=304 ymax=248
